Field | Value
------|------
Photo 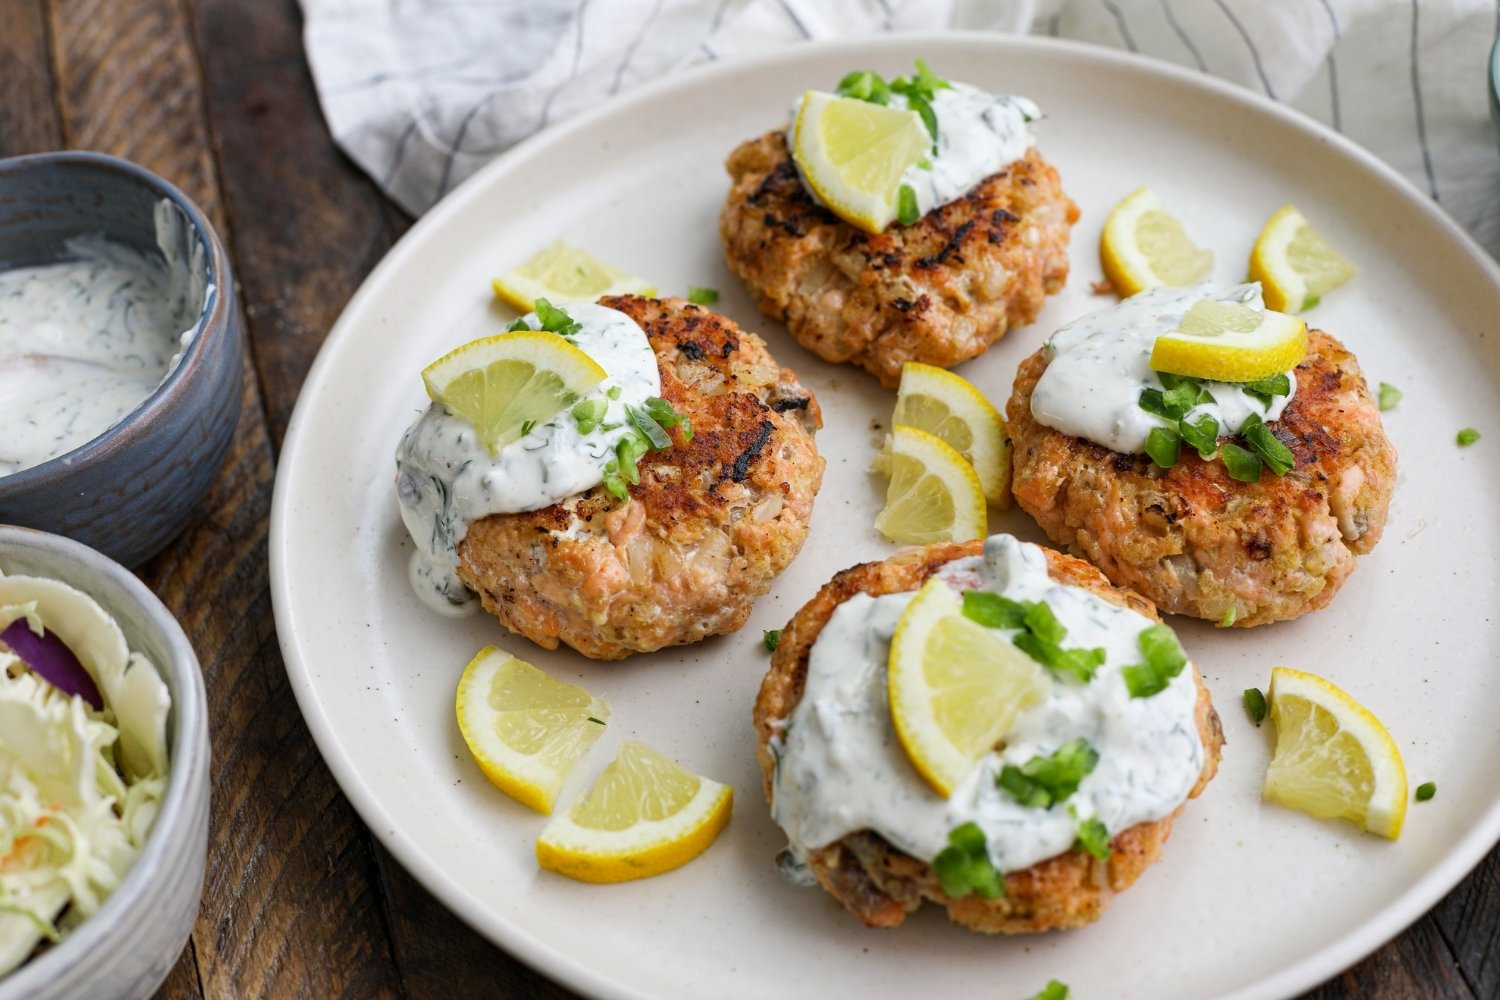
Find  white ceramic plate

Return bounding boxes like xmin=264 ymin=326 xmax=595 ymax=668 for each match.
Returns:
xmin=271 ymin=34 xmax=1500 ymax=1000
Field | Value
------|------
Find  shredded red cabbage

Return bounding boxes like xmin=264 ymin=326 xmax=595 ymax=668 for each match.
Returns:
xmin=1 ymin=618 xmax=104 ymax=710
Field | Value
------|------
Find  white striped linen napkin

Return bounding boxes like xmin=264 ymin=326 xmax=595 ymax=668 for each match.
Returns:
xmin=301 ymin=0 xmax=1500 ymax=257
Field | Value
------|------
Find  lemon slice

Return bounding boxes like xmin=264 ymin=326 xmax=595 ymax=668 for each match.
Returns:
xmin=1263 ymin=666 xmax=1407 ymax=839
xmin=791 ymin=90 xmax=930 ymax=234
xmin=892 ymin=362 xmax=1012 ymax=509
xmin=422 ymin=329 xmax=606 ymax=453
xmin=1249 ymin=205 xmax=1357 ymax=312
xmin=888 ymin=578 xmax=1052 ymax=797
xmin=455 ymin=646 xmax=611 ymax=814
xmin=1100 ymin=187 xmax=1213 ymax=296
xmin=874 ymin=426 xmax=988 ymax=545
xmin=491 ymin=241 xmax=656 ymax=312
xmin=536 ymin=740 xmax=733 ymax=883
xmin=1149 ymin=299 xmax=1308 ymax=383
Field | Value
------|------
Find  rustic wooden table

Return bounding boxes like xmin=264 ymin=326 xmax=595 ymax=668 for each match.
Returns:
xmin=1 ymin=1 xmax=1495 ymax=997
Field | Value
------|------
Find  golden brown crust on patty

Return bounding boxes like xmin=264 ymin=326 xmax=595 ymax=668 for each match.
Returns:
xmin=719 ymin=132 xmax=1078 ymax=387
xmin=456 ymin=296 xmax=824 ymax=660
xmin=752 ymin=541 xmax=1223 ymax=933
xmin=1007 ymin=329 xmax=1398 ymax=627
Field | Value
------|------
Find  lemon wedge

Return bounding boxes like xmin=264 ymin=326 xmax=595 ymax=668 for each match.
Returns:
xmin=1149 ymin=299 xmax=1308 ymax=383
xmin=888 ymin=578 xmax=1052 ymax=797
xmin=1100 ymin=187 xmax=1213 ymax=296
xmin=455 ymin=646 xmax=611 ymax=814
xmin=1249 ymin=205 xmax=1357 ymax=313
xmin=422 ymin=329 xmax=606 ymax=453
xmin=536 ymin=741 xmax=733 ymax=883
xmin=874 ymin=426 xmax=988 ymax=545
xmin=791 ymin=90 xmax=930 ymax=234
xmin=892 ymin=363 xmax=1012 ymax=509
xmin=1263 ymin=666 xmax=1407 ymax=839
xmin=492 ymin=241 xmax=656 ymax=312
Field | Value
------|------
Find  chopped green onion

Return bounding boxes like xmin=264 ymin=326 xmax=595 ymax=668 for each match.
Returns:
xmin=533 ymin=297 xmax=582 ymax=337
xmin=687 ymin=285 xmax=719 ymax=306
xmin=1377 ymin=382 xmax=1401 ymax=411
xmin=607 ymin=385 xmax=622 ymax=400
xmin=1070 ymin=807 xmax=1111 ymax=861
xmin=897 ymin=184 xmax=920 ymax=226
xmin=961 ymin=591 xmax=1029 ymax=629
xmin=505 ymin=316 xmax=531 ymax=332
xmin=1014 ymin=634 xmax=1106 ymax=685
xmin=586 ymin=716 xmax=605 ymax=726
xmin=905 ymin=92 xmax=939 ymax=147
xmin=1243 ymin=687 xmax=1267 ymax=726
xmin=1121 ymin=623 xmax=1187 ymax=698
xmin=1240 ymin=373 xmax=1292 ymax=398
xmin=1415 ymin=782 xmax=1436 ymax=802
xmin=931 ymin=822 xmax=1002 ymax=900
xmin=1027 ymin=982 xmax=1070 ymax=1000
xmin=520 ymin=419 xmax=537 ymax=437
xmin=626 ymin=405 xmax=672 ymax=450
xmin=1458 ymin=428 xmax=1481 ymax=447
xmin=889 ymin=58 xmax=950 ymax=103
xmin=997 ymin=739 xmax=1099 ymax=809
xmin=572 ymin=398 xmax=608 ymax=435
xmin=1220 ymin=605 xmax=1238 ymax=628
xmin=835 ymin=69 xmax=891 ymax=105
xmin=1179 ymin=413 xmax=1220 ymax=460
xmin=1219 ymin=442 xmax=1263 ymax=483
xmin=762 ymin=629 xmax=782 ymax=653
xmin=1137 ymin=388 xmax=1173 ymax=420
xmin=1240 ymin=413 xmax=1295 ymax=476
xmin=1022 ymin=602 xmax=1067 ymax=646
xmin=1144 ymin=426 xmax=1181 ymax=469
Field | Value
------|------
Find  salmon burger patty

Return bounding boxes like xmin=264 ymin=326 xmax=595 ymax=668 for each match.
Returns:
xmin=1008 ymin=328 xmax=1397 ymax=628
xmin=753 ymin=537 xmax=1222 ymax=933
xmin=456 ymin=296 xmax=824 ymax=660
xmin=719 ymin=133 xmax=1078 ymax=388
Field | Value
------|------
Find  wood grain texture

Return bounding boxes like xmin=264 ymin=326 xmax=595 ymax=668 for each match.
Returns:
xmin=6 ymin=0 xmax=1495 ymax=996
xmin=0 ymin=0 xmax=62 ymax=155
xmin=190 ymin=0 xmax=409 ymax=448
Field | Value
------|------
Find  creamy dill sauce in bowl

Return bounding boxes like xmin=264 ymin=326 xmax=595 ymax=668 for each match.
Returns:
xmin=0 ymin=202 xmax=208 ymax=478
xmin=1030 ymin=283 xmax=1296 ymax=454
xmin=395 ymin=303 xmax=659 ymax=616
xmin=769 ymin=535 xmax=1204 ymax=876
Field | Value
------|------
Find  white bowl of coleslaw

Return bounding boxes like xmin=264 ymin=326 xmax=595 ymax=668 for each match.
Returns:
xmin=0 ymin=526 xmax=208 ymax=1000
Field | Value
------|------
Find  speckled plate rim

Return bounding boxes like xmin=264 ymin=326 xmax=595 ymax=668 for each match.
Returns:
xmin=271 ymin=33 xmax=1500 ymax=1000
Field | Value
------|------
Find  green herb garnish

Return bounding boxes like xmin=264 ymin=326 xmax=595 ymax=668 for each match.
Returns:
xmin=586 ymin=716 xmax=605 ymax=726
xmin=533 ymin=297 xmax=582 ymax=337
xmin=572 ymin=398 xmax=608 ymax=435
xmin=687 ymin=285 xmax=719 ymax=306
xmin=1027 ymin=982 xmax=1070 ymax=1000
xmin=836 ymin=69 xmax=892 ymax=105
xmin=1377 ymin=382 xmax=1401 ymax=411
xmin=505 ymin=316 xmax=531 ymax=332
xmin=1240 ymin=412 xmax=1294 ymax=476
xmin=643 ymin=395 xmax=692 ymax=441
xmin=897 ymin=184 xmax=920 ymax=226
xmin=1458 ymin=428 xmax=1481 ymax=447
xmin=1218 ymin=442 xmax=1263 ymax=483
xmin=997 ymin=739 xmax=1099 ymax=809
xmin=1143 ymin=426 xmax=1181 ymax=469
xmin=607 ymin=385 xmax=622 ymax=400
xmin=1243 ymin=687 xmax=1267 ymax=725
xmin=931 ymin=822 xmax=1002 ymax=900
xmin=961 ymin=592 xmax=1104 ymax=683
xmin=762 ymin=629 xmax=782 ymax=653
xmin=1220 ymin=605 xmax=1238 ymax=628
xmin=1178 ymin=413 xmax=1220 ymax=460
xmin=1070 ymin=806 xmax=1111 ymax=861
xmin=1121 ymin=623 xmax=1188 ymax=698
xmin=626 ymin=404 xmax=672 ymax=450
xmin=1415 ymin=782 xmax=1436 ymax=801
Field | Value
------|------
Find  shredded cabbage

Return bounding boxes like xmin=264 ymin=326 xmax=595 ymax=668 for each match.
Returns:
xmin=0 ymin=574 xmax=171 ymax=978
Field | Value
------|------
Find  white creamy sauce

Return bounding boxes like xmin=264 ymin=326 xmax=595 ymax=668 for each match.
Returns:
xmin=789 ymin=82 xmax=1038 ymax=219
xmin=395 ymin=303 xmax=660 ymax=616
xmin=1030 ymin=283 xmax=1296 ymax=454
xmin=0 ymin=202 xmax=209 ymax=477
xmin=770 ymin=535 xmax=1204 ymax=875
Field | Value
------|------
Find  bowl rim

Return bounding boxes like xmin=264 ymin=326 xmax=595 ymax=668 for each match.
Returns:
xmin=0 ymin=525 xmax=209 ymax=995
xmin=0 ymin=151 xmax=236 ymax=495
xmin=1490 ymin=31 xmax=1500 ymax=106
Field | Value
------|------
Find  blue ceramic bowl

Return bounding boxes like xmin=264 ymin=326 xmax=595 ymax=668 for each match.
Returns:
xmin=0 ymin=153 xmax=242 ymax=567
xmin=0 ymin=525 xmax=209 ymax=1000
xmin=1490 ymin=32 xmax=1500 ymax=157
